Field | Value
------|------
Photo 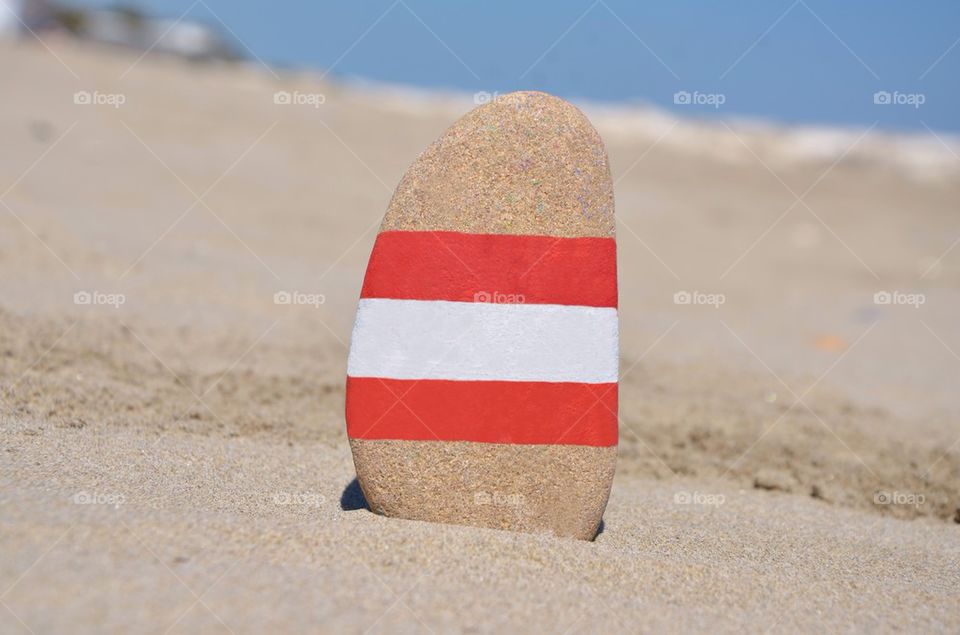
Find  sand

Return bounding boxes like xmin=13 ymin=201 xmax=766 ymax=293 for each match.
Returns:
xmin=1 ymin=38 xmax=959 ymax=633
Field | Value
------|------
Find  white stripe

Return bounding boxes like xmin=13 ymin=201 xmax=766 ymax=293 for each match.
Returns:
xmin=347 ymin=299 xmax=618 ymax=383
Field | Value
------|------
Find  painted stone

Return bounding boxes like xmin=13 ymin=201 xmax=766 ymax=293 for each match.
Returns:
xmin=346 ymin=91 xmax=618 ymax=540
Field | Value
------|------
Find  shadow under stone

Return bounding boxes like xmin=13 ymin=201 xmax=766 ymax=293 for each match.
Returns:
xmin=340 ymin=477 xmax=368 ymax=511
xmin=594 ymin=518 xmax=605 ymax=539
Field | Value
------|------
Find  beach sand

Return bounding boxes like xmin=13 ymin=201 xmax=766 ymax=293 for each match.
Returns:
xmin=1 ymin=39 xmax=958 ymax=632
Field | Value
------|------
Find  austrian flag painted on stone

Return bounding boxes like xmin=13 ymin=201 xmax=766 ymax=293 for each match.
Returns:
xmin=347 ymin=231 xmax=619 ymax=447
xmin=345 ymin=91 xmax=619 ymax=540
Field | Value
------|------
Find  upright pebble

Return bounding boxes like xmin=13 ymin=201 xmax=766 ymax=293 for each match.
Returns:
xmin=346 ymin=91 xmax=617 ymax=540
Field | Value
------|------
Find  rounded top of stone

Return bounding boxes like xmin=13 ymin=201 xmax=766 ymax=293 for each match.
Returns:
xmin=381 ymin=91 xmax=615 ymax=238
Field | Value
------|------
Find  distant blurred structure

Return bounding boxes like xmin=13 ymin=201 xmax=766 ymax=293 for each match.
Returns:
xmin=0 ymin=1 xmax=19 ymax=37
xmin=1 ymin=0 xmax=242 ymax=62
xmin=0 ymin=0 xmax=55 ymax=36
xmin=60 ymin=5 xmax=242 ymax=61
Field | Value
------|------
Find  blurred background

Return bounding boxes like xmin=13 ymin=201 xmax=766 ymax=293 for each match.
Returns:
xmin=3 ymin=0 xmax=958 ymax=131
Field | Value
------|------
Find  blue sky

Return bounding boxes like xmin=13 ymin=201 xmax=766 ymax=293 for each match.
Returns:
xmin=68 ymin=0 xmax=960 ymax=132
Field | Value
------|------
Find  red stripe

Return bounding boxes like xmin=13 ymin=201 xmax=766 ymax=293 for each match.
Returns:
xmin=360 ymin=231 xmax=617 ymax=308
xmin=346 ymin=377 xmax=618 ymax=447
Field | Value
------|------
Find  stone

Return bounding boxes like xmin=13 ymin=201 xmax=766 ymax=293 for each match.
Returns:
xmin=345 ymin=91 xmax=618 ymax=540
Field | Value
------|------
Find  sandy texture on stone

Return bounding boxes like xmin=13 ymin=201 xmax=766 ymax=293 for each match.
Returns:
xmin=1 ymin=41 xmax=959 ymax=633
xmin=351 ymin=439 xmax=617 ymax=540
xmin=381 ymin=91 xmax=616 ymax=237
